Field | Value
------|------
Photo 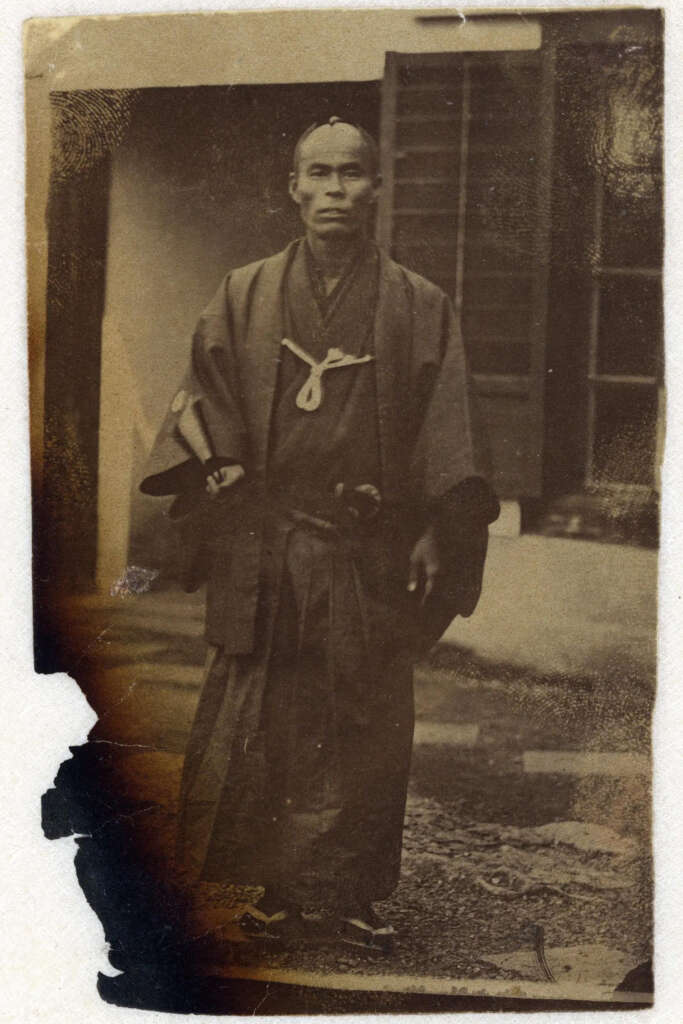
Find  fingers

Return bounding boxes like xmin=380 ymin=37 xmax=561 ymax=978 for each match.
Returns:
xmin=407 ymin=551 xmax=420 ymax=593
xmin=220 ymin=465 xmax=245 ymax=488
xmin=205 ymin=464 xmax=245 ymax=497
xmin=205 ymin=472 xmax=221 ymax=497
xmin=407 ymin=544 xmax=440 ymax=602
xmin=422 ymin=560 xmax=439 ymax=604
xmin=407 ymin=560 xmax=438 ymax=602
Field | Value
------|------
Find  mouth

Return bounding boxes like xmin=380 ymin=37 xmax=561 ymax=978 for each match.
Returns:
xmin=318 ymin=209 xmax=349 ymax=218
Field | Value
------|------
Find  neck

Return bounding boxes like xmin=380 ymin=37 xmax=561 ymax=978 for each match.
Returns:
xmin=305 ymin=230 xmax=365 ymax=277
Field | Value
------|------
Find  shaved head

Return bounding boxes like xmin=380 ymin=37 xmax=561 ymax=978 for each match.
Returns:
xmin=292 ymin=117 xmax=379 ymax=178
xmin=289 ymin=116 xmax=381 ymax=242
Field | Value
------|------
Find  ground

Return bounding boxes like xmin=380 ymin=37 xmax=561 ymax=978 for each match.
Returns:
xmin=53 ymin=534 xmax=656 ymax=1005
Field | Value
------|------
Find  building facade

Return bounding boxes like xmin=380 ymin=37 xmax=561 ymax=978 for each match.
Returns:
xmin=32 ymin=8 xmax=663 ymax=627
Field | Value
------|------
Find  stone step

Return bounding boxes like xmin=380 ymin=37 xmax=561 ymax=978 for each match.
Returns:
xmin=105 ymin=661 xmax=204 ymax=689
xmin=106 ymin=615 xmax=204 ymax=638
xmin=413 ymin=721 xmax=480 ymax=747
xmin=94 ymin=641 xmax=169 ymax=662
xmin=523 ymin=749 xmax=649 ymax=778
xmin=67 ymin=591 xmax=205 ymax=616
xmin=136 ymin=662 xmax=204 ymax=688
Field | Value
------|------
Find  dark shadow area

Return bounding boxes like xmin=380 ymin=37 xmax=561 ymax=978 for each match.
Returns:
xmin=40 ymin=741 xmax=653 ymax=1015
xmin=423 ymin=642 xmax=597 ymax=694
xmin=97 ymin=974 xmax=649 ymax=1015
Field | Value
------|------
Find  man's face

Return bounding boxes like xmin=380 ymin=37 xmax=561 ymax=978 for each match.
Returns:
xmin=289 ymin=125 xmax=380 ymax=240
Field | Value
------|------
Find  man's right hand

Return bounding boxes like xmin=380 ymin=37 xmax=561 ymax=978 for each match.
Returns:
xmin=205 ymin=464 xmax=245 ymax=497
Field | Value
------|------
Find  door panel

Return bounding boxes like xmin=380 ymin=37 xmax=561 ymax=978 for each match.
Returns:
xmin=378 ymin=49 xmax=554 ymax=498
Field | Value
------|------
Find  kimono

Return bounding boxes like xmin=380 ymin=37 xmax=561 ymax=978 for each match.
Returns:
xmin=141 ymin=239 xmax=498 ymax=910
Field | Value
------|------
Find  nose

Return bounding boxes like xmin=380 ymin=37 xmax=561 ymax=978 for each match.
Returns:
xmin=325 ymin=173 xmax=345 ymax=196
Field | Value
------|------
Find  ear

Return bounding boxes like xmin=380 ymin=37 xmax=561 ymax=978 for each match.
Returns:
xmin=288 ymin=171 xmax=301 ymax=205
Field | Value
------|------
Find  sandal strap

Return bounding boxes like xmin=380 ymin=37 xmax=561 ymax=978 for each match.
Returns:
xmin=341 ymin=914 xmax=394 ymax=936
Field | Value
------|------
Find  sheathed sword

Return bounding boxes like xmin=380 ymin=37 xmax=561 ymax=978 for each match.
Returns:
xmin=140 ymin=389 xmax=243 ymax=517
xmin=172 ymin=389 xmax=214 ymax=465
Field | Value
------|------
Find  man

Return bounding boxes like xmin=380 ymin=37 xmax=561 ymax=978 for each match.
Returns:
xmin=141 ymin=117 xmax=498 ymax=952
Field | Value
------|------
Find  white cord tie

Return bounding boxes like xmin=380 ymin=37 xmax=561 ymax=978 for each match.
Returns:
xmin=281 ymin=337 xmax=374 ymax=412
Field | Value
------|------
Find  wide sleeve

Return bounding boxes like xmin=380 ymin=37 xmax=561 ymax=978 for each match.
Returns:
xmin=409 ymin=289 xmax=499 ymax=523
xmin=407 ymin=289 xmax=499 ymax=642
xmin=139 ymin=274 xmax=248 ymax=504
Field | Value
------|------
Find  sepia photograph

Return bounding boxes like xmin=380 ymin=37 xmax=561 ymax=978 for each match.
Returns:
xmin=24 ymin=4 xmax=663 ymax=1014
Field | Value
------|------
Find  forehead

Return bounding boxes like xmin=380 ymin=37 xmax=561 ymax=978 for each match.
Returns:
xmin=298 ymin=126 xmax=372 ymax=169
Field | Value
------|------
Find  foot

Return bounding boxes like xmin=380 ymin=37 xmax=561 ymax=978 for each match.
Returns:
xmin=337 ymin=904 xmax=395 ymax=955
xmin=239 ymin=892 xmax=302 ymax=940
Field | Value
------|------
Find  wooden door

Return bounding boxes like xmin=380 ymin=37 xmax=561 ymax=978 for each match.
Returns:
xmin=377 ymin=49 xmax=555 ymax=498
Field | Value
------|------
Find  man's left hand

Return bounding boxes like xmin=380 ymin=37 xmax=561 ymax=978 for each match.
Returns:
xmin=407 ymin=525 xmax=441 ymax=603
xmin=206 ymin=464 xmax=245 ymax=497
